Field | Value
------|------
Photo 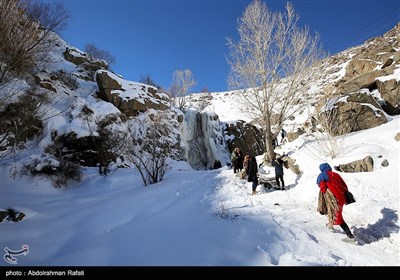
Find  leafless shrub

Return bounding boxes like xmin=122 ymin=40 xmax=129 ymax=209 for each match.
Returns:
xmin=84 ymin=43 xmax=116 ymax=67
xmin=197 ymin=90 xmax=211 ymax=111
xmin=20 ymin=154 xmax=81 ymax=188
xmin=139 ymin=73 xmax=161 ymax=89
xmin=126 ymin=110 xmax=177 ymax=186
xmin=307 ymin=109 xmax=352 ymax=159
xmin=212 ymin=201 xmax=242 ymax=221
xmin=23 ymin=0 xmax=70 ymax=34
xmin=95 ymin=116 xmax=130 ymax=176
xmin=0 ymin=0 xmax=70 ymax=84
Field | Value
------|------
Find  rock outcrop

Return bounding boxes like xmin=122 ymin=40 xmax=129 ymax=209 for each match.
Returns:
xmin=328 ymin=23 xmax=400 ymax=116
xmin=224 ymin=120 xmax=265 ymax=157
xmin=95 ymin=70 xmax=170 ymax=117
xmin=318 ymin=91 xmax=388 ymax=136
xmin=63 ymin=47 xmax=108 ymax=81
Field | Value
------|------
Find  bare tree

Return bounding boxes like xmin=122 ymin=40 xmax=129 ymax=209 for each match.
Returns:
xmin=226 ymin=0 xmax=324 ymax=162
xmin=24 ymin=0 xmax=70 ymax=34
xmin=84 ymin=43 xmax=116 ymax=67
xmin=307 ymin=110 xmax=350 ymax=160
xmin=126 ymin=110 xmax=175 ymax=186
xmin=139 ymin=73 xmax=160 ymax=89
xmin=0 ymin=0 xmax=70 ymax=84
xmin=169 ymin=69 xmax=196 ymax=110
xmin=308 ymin=98 xmax=359 ymax=159
xmin=198 ymin=88 xmax=211 ymax=111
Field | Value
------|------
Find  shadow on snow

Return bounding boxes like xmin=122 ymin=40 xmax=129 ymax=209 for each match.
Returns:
xmin=354 ymin=207 xmax=399 ymax=244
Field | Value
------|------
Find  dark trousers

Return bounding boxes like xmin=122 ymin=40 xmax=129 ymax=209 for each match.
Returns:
xmin=252 ymin=181 xmax=258 ymax=192
xmin=275 ymin=175 xmax=284 ymax=188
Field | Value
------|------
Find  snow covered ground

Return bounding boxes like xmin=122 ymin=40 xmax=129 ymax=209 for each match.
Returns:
xmin=1 ymin=116 xmax=399 ymax=266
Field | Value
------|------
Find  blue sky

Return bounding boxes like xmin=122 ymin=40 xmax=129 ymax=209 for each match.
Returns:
xmin=56 ymin=0 xmax=400 ymax=92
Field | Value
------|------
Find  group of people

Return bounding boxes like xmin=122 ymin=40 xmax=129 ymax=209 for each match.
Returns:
xmin=231 ymin=147 xmax=286 ymax=194
xmin=230 ymin=146 xmax=355 ymax=239
xmin=204 ymin=159 xmax=222 ymax=170
xmin=232 ymin=148 xmax=258 ymax=195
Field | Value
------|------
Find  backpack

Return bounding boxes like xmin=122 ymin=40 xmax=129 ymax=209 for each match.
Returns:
xmin=231 ymin=151 xmax=238 ymax=161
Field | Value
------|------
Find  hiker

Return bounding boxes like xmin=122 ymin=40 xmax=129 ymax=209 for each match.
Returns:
xmin=272 ymin=155 xmax=285 ymax=190
xmin=231 ymin=147 xmax=243 ymax=174
xmin=213 ymin=159 xmax=222 ymax=169
xmin=272 ymin=137 xmax=278 ymax=149
xmin=238 ymin=154 xmax=250 ymax=179
xmin=237 ymin=148 xmax=243 ymax=172
xmin=316 ymin=163 xmax=354 ymax=239
xmin=247 ymin=155 xmax=258 ymax=195
xmin=281 ymin=128 xmax=287 ymax=144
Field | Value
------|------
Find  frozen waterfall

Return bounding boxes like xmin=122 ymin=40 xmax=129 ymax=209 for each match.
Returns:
xmin=182 ymin=110 xmax=228 ymax=170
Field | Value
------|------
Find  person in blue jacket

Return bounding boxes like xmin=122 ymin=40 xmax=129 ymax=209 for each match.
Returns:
xmin=272 ymin=155 xmax=285 ymax=190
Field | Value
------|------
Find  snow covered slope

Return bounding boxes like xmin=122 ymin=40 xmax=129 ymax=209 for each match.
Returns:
xmin=1 ymin=116 xmax=399 ymax=266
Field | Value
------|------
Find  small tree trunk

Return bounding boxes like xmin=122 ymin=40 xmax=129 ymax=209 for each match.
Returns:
xmin=264 ymin=131 xmax=275 ymax=163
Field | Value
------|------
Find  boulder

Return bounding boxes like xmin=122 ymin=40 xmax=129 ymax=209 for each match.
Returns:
xmin=0 ymin=209 xmax=26 ymax=222
xmin=63 ymin=47 xmax=108 ymax=72
xmin=282 ymin=156 xmax=301 ymax=175
xmin=376 ymin=79 xmax=400 ymax=115
xmin=287 ymin=128 xmax=305 ymax=142
xmin=381 ymin=159 xmax=389 ymax=167
xmin=34 ymin=71 xmax=57 ymax=92
xmin=337 ymin=156 xmax=374 ymax=172
xmin=336 ymin=69 xmax=391 ymax=94
xmin=96 ymin=70 xmax=122 ymax=92
xmin=0 ymin=210 xmax=8 ymax=222
xmin=63 ymin=47 xmax=87 ymax=65
xmin=344 ymin=60 xmax=378 ymax=79
xmin=346 ymin=91 xmax=382 ymax=108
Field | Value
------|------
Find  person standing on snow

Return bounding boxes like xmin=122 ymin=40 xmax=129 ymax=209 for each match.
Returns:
xmin=272 ymin=155 xmax=285 ymax=190
xmin=247 ymin=155 xmax=258 ymax=195
xmin=231 ymin=147 xmax=240 ymax=174
xmin=316 ymin=163 xmax=354 ymax=239
xmin=280 ymin=128 xmax=287 ymax=144
xmin=231 ymin=147 xmax=244 ymax=174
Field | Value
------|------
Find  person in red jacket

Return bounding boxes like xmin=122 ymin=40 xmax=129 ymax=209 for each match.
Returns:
xmin=317 ymin=163 xmax=354 ymax=239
